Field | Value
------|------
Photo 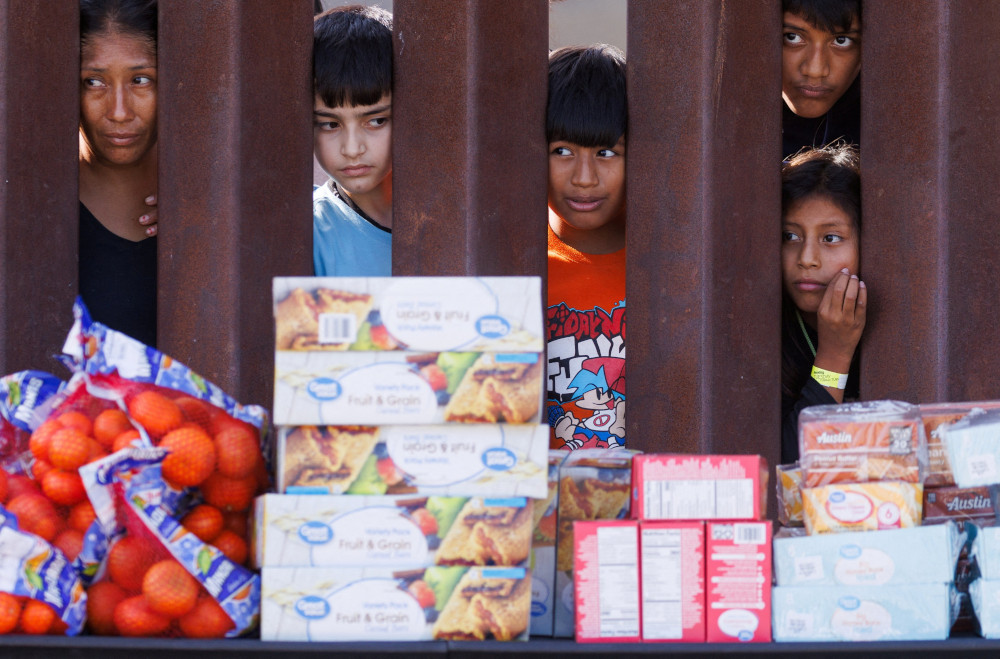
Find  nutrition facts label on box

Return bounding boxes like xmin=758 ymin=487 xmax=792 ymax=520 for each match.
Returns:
xmin=574 ymin=520 xmax=640 ymax=642
xmin=640 ymin=522 xmax=704 ymax=642
xmin=643 ymin=479 xmax=754 ymax=520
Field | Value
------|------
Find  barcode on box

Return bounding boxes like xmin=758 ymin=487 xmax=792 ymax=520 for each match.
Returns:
xmin=733 ymin=523 xmax=765 ymax=545
xmin=318 ymin=313 xmax=358 ymax=344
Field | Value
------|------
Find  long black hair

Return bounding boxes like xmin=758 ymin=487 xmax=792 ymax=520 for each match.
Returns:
xmin=780 ymin=143 xmax=860 ymax=401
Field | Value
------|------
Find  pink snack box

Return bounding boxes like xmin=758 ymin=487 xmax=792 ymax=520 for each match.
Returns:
xmin=639 ymin=521 xmax=705 ymax=643
xmin=574 ymin=520 xmax=641 ymax=643
xmin=705 ymin=521 xmax=772 ymax=643
xmin=631 ymin=454 xmax=768 ymax=521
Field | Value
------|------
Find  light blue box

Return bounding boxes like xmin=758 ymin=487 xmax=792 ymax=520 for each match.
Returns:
xmin=971 ymin=526 xmax=1000 ymax=579
xmin=773 ymin=583 xmax=957 ymax=642
xmin=773 ymin=523 xmax=961 ymax=587
xmin=970 ymin=578 xmax=1000 ymax=638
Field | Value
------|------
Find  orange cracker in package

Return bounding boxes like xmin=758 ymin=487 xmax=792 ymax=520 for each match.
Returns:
xmin=801 ymin=481 xmax=923 ymax=535
xmin=798 ymin=401 xmax=928 ymax=488
xmin=776 ymin=463 xmax=803 ymax=527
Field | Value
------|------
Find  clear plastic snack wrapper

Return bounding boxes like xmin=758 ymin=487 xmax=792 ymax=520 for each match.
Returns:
xmin=776 ymin=463 xmax=803 ymax=527
xmin=0 ymin=506 xmax=86 ymax=635
xmin=797 ymin=400 xmax=928 ymax=488
xmin=801 ymin=481 xmax=923 ymax=535
xmin=277 ymin=424 xmax=547 ymax=498
xmin=919 ymin=401 xmax=1000 ymax=487
xmin=261 ymin=565 xmax=531 ymax=641
xmin=939 ymin=407 xmax=1000 ymax=488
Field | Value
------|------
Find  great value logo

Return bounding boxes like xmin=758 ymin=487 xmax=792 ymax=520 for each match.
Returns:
xmin=482 ymin=447 xmax=516 ymax=471
xmin=298 ymin=521 xmax=334 ymax=545
xmin=475 ymin=315 xmax=511 ymax=339
xmin=307 ymin=378 xmax=342 ymax=401
xmin=295 ymin=595 xmax=331 ymax=619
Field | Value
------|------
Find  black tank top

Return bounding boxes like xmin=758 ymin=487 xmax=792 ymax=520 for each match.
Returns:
xmin=78 ymin=202 xmax=157 ymax=347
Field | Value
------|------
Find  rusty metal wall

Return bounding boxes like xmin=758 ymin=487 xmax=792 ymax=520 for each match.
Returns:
xmin=392 ymin=0 xmax=549 ymax=277
xmin=862 ymin=1 xmax=1000 ymax=404
xmin=157 ymin=0 xmax=314 ymax=409
xmin=626 ymin=0 xmax=782 ymax=460
xmin=0 ymin=1 xmax=79 ymax=376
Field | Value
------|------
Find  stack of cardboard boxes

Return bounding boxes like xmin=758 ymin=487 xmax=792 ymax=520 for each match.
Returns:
xmin=257 ymin=277 xmax=550 ymax=641
xmin=571 ymin=453 xmax=772 ymax=643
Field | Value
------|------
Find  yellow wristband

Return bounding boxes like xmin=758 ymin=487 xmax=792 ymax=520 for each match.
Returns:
xmin=812 ymin=365 xmax=848 ymax=389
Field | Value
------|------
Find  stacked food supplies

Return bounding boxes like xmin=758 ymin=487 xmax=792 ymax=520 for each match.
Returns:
xmin=571 ymin=453 xmax=770 ymax=643
xmin=936 ymin=406 xmax=1000 ymax=637
xmin=260 ymin=277 xmax=550 ymax=642
xmin=773 ymin=400 xmax=961 ymax=642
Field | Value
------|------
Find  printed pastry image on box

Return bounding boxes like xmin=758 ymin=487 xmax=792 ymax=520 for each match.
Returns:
xmin=530 ymin=450 xmax=569 ymax=637
xmin=254 ymin=494 xmax=533 ymax=569
xmin=552 ymin=448 xmax=636 ymax=637
xmin=273 ymin=277 xmax=544 ymax=426
xmin=773 ymin=522 xmax=962 ymax=587
xmin=772 ymin=583 xmax=956 ymax=642
xmin=631 ymin=454 xmax=768 ymax=521
xmin=261 ymin=565 xmax=531 ymax=641
xmin=574 ymin=520 xmax=641 ymax=643
xmin=276 ymin=424 xmax=548 ymax=498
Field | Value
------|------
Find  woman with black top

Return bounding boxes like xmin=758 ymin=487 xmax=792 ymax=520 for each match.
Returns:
xmin=780 ymin=144 xmax=866 ymax=463
xmin=78 ymin=0 xmax=158 ymax=347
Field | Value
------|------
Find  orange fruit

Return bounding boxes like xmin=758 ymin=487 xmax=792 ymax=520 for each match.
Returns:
xmin=180 ymin=505 xmax=224 ymax=543
xmin=107 ymin=535 xmax=156 ymax=592
xmin=211 ymin=530 xmax=248 ymax=565
xmin=18 ymin=599 xmax=57 ymax=635
xmin=30 ymin=459 xmax=54 ymax=481
xmin=0 ymin=591 xmax=22 ymax=634
xmin=0 ymin=469 xmax=7 ymax=504
xmin=160 ymin=427 xmax=216 ymax=488
xmin=177 ymin=595 xmax=233 ymax=638
xmin=86 ymin=581 xmax=127 ymax=635
xmin=113 ymin=595 xmax=170 ymax=637
xmin=174 ymin=397 xmax=215 ymax=431
xmin=221 ymin=510 xmax=248 ymax=539
xmin=68 ymin=500 xmax=97 ymax=533
xmin=113 ymin=429 xmax=143 ymax=452
xmin=92 ymin=409 xmax=131 ymax=449
xmin=52 ymin=529 xmax=84 ymax=562
xmin=48 ymin=617 xmax=68 ymax=635
xmin=128 ymin=391 xmax=183 ymax=440
xmin=6 ymin=494 xmax=60 ymax=542
xmin=142 ymin=560 xmax=199 ymax=618
xmin=200 ymin=473 xmax=255 ymax=512
xmin=29 ymin=419 xmax=61 ymax=461
xmin=5 ymin=474 xmax=39 ymax=500
xmin=87 ymin=438 xmax=108 ymax=463
xmin=209 ymin=414 xmax=254 ymax=438
xmin=41 ymin=469 xmax=86 ymax=507
xmin=56 ymin=411 xmax=93 ymax=436
xmin=213 ymin=426 xmax=259 ymax=479
xmin=47 ymin=427 xmax=90 ymax=471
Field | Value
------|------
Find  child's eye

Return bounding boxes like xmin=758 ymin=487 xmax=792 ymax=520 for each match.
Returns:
xmin=833 ymin=35 xmax=855 ymax=47
xmin=132 ymin=75 xmax=154 ymax=85
xmin=82 ymin=77 xmax=104 ymax=88
xmin=597 ymin=148 xmax=618 ymax=158
xmin=782 ymin=230 xmax=799 ymax=242
xmin=551 ymin=146 xmax=572 ymax=156
xmin=822 ymin=234 xmax=844 ymax=243
xmin=783 ymin=32 xmax=804 ymax=45
xmin=314 ymin=121 xmax=339 ymax=131
xmin=367 ymin=116 xmax=390 ymax=128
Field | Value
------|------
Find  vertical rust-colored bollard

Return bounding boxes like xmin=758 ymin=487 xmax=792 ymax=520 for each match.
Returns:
xmin=392 ymin=0 xmax=549 ymax=277
xmin=626 ymin=0 xmax=782 ymax=460
xmin=157 ymin=0 xmax=314 ymax=408
xmin=0 ymin=1 xmax=79 ymax=375
xmin=862 ymin=1 xmax=1000 ymax=403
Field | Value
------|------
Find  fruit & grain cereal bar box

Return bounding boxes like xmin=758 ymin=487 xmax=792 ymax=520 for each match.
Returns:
xmin=273 ymin=277 xmax=543 ymax=426
xmin=529 ymin=449 xmax=567 ymax=637
xmin=261 ymin=565 xmax=531 ymax=641
xmin=253 ymin=494 xmax=532 ymax=569
xmin=276 ymin=423 xmax=548 ymax=498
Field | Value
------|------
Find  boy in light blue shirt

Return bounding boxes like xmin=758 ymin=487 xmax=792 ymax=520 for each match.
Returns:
xmin=312 ymin=6 xmax=393 ymax=276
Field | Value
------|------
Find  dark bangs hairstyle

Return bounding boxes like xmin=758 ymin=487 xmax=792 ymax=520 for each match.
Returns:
xmin=782 ymin=0 xmax=861 ymax=32
xmin=780 ymin=142 xmax=861 ymax=402
xmin=81 ymin=0 xmax=157 ymax=47
xmin=547 ymin=44 xmax=626 ymax=148
xmin=314 ymin=6 xmax=392 ymax=109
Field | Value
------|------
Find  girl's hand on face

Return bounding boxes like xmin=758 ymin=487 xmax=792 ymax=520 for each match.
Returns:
xmin=137 ymin=194 xmax=157 ymax=237
xmin=815 ymin=267 xmax=867 ymax=371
